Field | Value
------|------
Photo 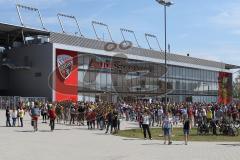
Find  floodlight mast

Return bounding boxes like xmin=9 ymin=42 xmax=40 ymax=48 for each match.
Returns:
xmin=92 ymin=21 xmax=113 ymax=42
xmin=16 ymin=4 xmax=46 ymax=30
xmin=57 ymin=13 xmax=84 ymax=37
xmin=145 ymin=33 xmax=162 ymax=51
xmin=155 ymin=0 xmax=174 ymax=111
xmin=120 ymin=28 xmax=140 ymax=48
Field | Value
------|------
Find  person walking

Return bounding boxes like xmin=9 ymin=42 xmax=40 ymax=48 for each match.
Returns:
xmin=105 ymin=111 xmax=113 ymax=134
xmin=157 ymin=106 xmax=164 ymax=126
xmin=162 ymin=112 xmax=173 ymax=145
xmin=6 ymin=107 xmax=11 ymax=127
xmin=48 ymin=105 xmax=57 ymax=131
xmin=112 ymin=110 xmax=119 ymax=134
xmin=70 ymin=107 xmax=76 ymax=125
xmin=78 ymin=104 xmax=85 ymax=125
xmin=183 ymin=118 xmax=191 ymax=145
xmin=11 ymin=108 xmax=18 ymax=127
xmin=41 ymin=105 xmax=48 ymax=123
xmin=142 ymin=110 xmax=152 ymax=140
xmin=99 ymin=111 xmax=105 ymax=130
xmin=63 ymin=107 xmax=70 ymax=124
xmin=18 ymin=107 xmax=25 ymax=127
xmin=206 ymin=108 xmax=213 ymax=123
xmin=30 ymin=104 xmax=41 ymax=132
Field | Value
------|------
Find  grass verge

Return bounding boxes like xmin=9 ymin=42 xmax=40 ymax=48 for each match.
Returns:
xmin=116 ymin=128 xmax=240 ymax=142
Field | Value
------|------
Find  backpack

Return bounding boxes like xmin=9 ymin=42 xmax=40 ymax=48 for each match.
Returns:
xmin=31 ymin=108 xmax=40 ymax=116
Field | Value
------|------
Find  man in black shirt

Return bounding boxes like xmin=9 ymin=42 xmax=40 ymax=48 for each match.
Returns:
xmin=78 ymin=105 xmax=85 ymax=125
xmin=6 ymin=107 xmax=11 ymax=127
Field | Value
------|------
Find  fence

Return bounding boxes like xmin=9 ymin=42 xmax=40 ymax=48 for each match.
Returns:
xmin=0 ymin=96 xmax=47 ymax=109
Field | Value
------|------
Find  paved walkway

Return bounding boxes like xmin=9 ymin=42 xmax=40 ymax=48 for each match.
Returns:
xmin=0 ymin=110 xmax=239 ymax=160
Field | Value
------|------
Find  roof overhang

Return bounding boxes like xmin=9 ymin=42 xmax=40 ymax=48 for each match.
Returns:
xmin=225 ymin=64 xmax=240 ymax=70
xmin=0 ymin=22 xmax=50 ymax=47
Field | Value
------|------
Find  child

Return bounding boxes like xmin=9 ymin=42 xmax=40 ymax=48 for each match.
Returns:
xmin=162 ymin=112 xmax=173 ymax=145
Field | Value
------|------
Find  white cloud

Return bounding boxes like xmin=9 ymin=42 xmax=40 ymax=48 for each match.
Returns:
xmin=210 ymin=2 xmax=240 ymax=35
xmin=192 ymin=44 xmax=240 ymax=65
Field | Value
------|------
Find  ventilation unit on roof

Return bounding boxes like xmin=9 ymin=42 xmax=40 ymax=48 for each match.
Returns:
xmin=26 ymin=36 xmax=49 ymax=45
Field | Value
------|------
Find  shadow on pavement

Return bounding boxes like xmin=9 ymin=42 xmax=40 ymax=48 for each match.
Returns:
xmin=142 ymin=143 xmax=183 ymax=146
xmin=122 ymin=138 xmax=142 ymax=141
xmin=54 ymin=128 xmax=71 ymax=131
xmin=217 ymin=144 xmax=240 ymax=147
xmin=15 ymin=130 xmax=33 ymax=133
xmin=93 ymin=133 xmax=108 ymax=136
xmin=71 ymin=127 xmax=89 ymax=131
xmin=39 ymin=130 xmax=52 ymax=132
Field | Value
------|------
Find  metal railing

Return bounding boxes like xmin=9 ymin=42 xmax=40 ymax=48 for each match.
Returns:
xmin=0 ymin=96 xmax=46 ymax=110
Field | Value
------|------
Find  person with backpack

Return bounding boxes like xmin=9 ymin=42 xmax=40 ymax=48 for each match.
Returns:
xmin=30 ymin=103 xmax=41 ymax=132
xmin=48 ymin=105 xmax=57 ymax=131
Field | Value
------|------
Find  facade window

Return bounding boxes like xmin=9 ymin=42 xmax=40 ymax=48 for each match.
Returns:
xmin=77 ymin=54 xmax=222 ymax=103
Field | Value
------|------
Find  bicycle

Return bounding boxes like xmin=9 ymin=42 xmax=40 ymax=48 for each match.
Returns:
xmin=233 ymin=120 xmax=240 ymax=129
xmin=218 ymin=118 xmax=239 ymax=136
xmin=197 ymin=120 xmax=209 ymax=135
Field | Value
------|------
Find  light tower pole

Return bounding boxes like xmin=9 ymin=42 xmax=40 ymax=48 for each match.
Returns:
xmin=155 ymin=0 xmax=174 ymax=110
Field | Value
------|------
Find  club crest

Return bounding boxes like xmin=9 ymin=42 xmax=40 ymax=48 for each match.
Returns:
xmin=57 ymin=55 xmax=73 ymax=80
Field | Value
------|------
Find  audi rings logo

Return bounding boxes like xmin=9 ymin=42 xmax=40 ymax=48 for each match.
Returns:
xmin=104 ymin=40 xmax=132 ymax=51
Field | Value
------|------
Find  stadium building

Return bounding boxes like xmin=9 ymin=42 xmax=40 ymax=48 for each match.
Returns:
xmin=0 ymin=5 xmax=239 ymax=104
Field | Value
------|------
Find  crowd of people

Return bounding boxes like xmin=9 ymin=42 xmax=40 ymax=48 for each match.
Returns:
xmin=3 ymin=100 xmax=240 ymax=145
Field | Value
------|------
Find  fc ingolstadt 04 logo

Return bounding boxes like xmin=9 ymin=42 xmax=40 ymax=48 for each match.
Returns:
xmin=57 ymin=54 xmax=73 ymax=80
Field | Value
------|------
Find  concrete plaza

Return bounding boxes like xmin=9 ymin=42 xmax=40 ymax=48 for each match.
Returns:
xmin=0 ymin=111 xmax=239 ymax=160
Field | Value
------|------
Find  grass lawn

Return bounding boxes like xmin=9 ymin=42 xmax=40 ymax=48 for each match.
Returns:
xmin=116 ymin=128 xmax=240 ymax=142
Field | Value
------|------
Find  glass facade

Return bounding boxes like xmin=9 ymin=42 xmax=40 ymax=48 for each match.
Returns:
xmin=77 ymin=53 xmax=221 ymax=103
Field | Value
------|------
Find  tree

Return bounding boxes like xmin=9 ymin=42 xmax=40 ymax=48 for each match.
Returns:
xmin=233 ymin=71 xmax=240 ymax=99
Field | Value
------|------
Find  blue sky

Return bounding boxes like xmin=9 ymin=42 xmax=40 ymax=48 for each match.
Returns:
xmin=1 ymin=0 xmax=240 ymax=67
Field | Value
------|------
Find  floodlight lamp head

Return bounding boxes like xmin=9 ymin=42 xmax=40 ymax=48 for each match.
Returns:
xmin=155 ymin=0 xmax=174 ymax=7
xmin=145 ymin=33 xmax=156 ymax=38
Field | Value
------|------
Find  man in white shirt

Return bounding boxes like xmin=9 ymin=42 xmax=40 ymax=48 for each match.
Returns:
xmin=142 ymin=110 xmax=152 ymax=140
xmin=157 ymin=106 xmax=164 ymax=126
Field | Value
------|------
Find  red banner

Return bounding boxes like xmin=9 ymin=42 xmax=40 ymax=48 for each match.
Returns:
xmin=218 ymin=72 xmax=232 ymax=104
xmin=55 ymin=49 xmax=78 ymax=102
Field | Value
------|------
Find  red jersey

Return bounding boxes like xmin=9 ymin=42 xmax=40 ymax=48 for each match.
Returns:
xmin=49 ymin=109 xmax=56 ymax=119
